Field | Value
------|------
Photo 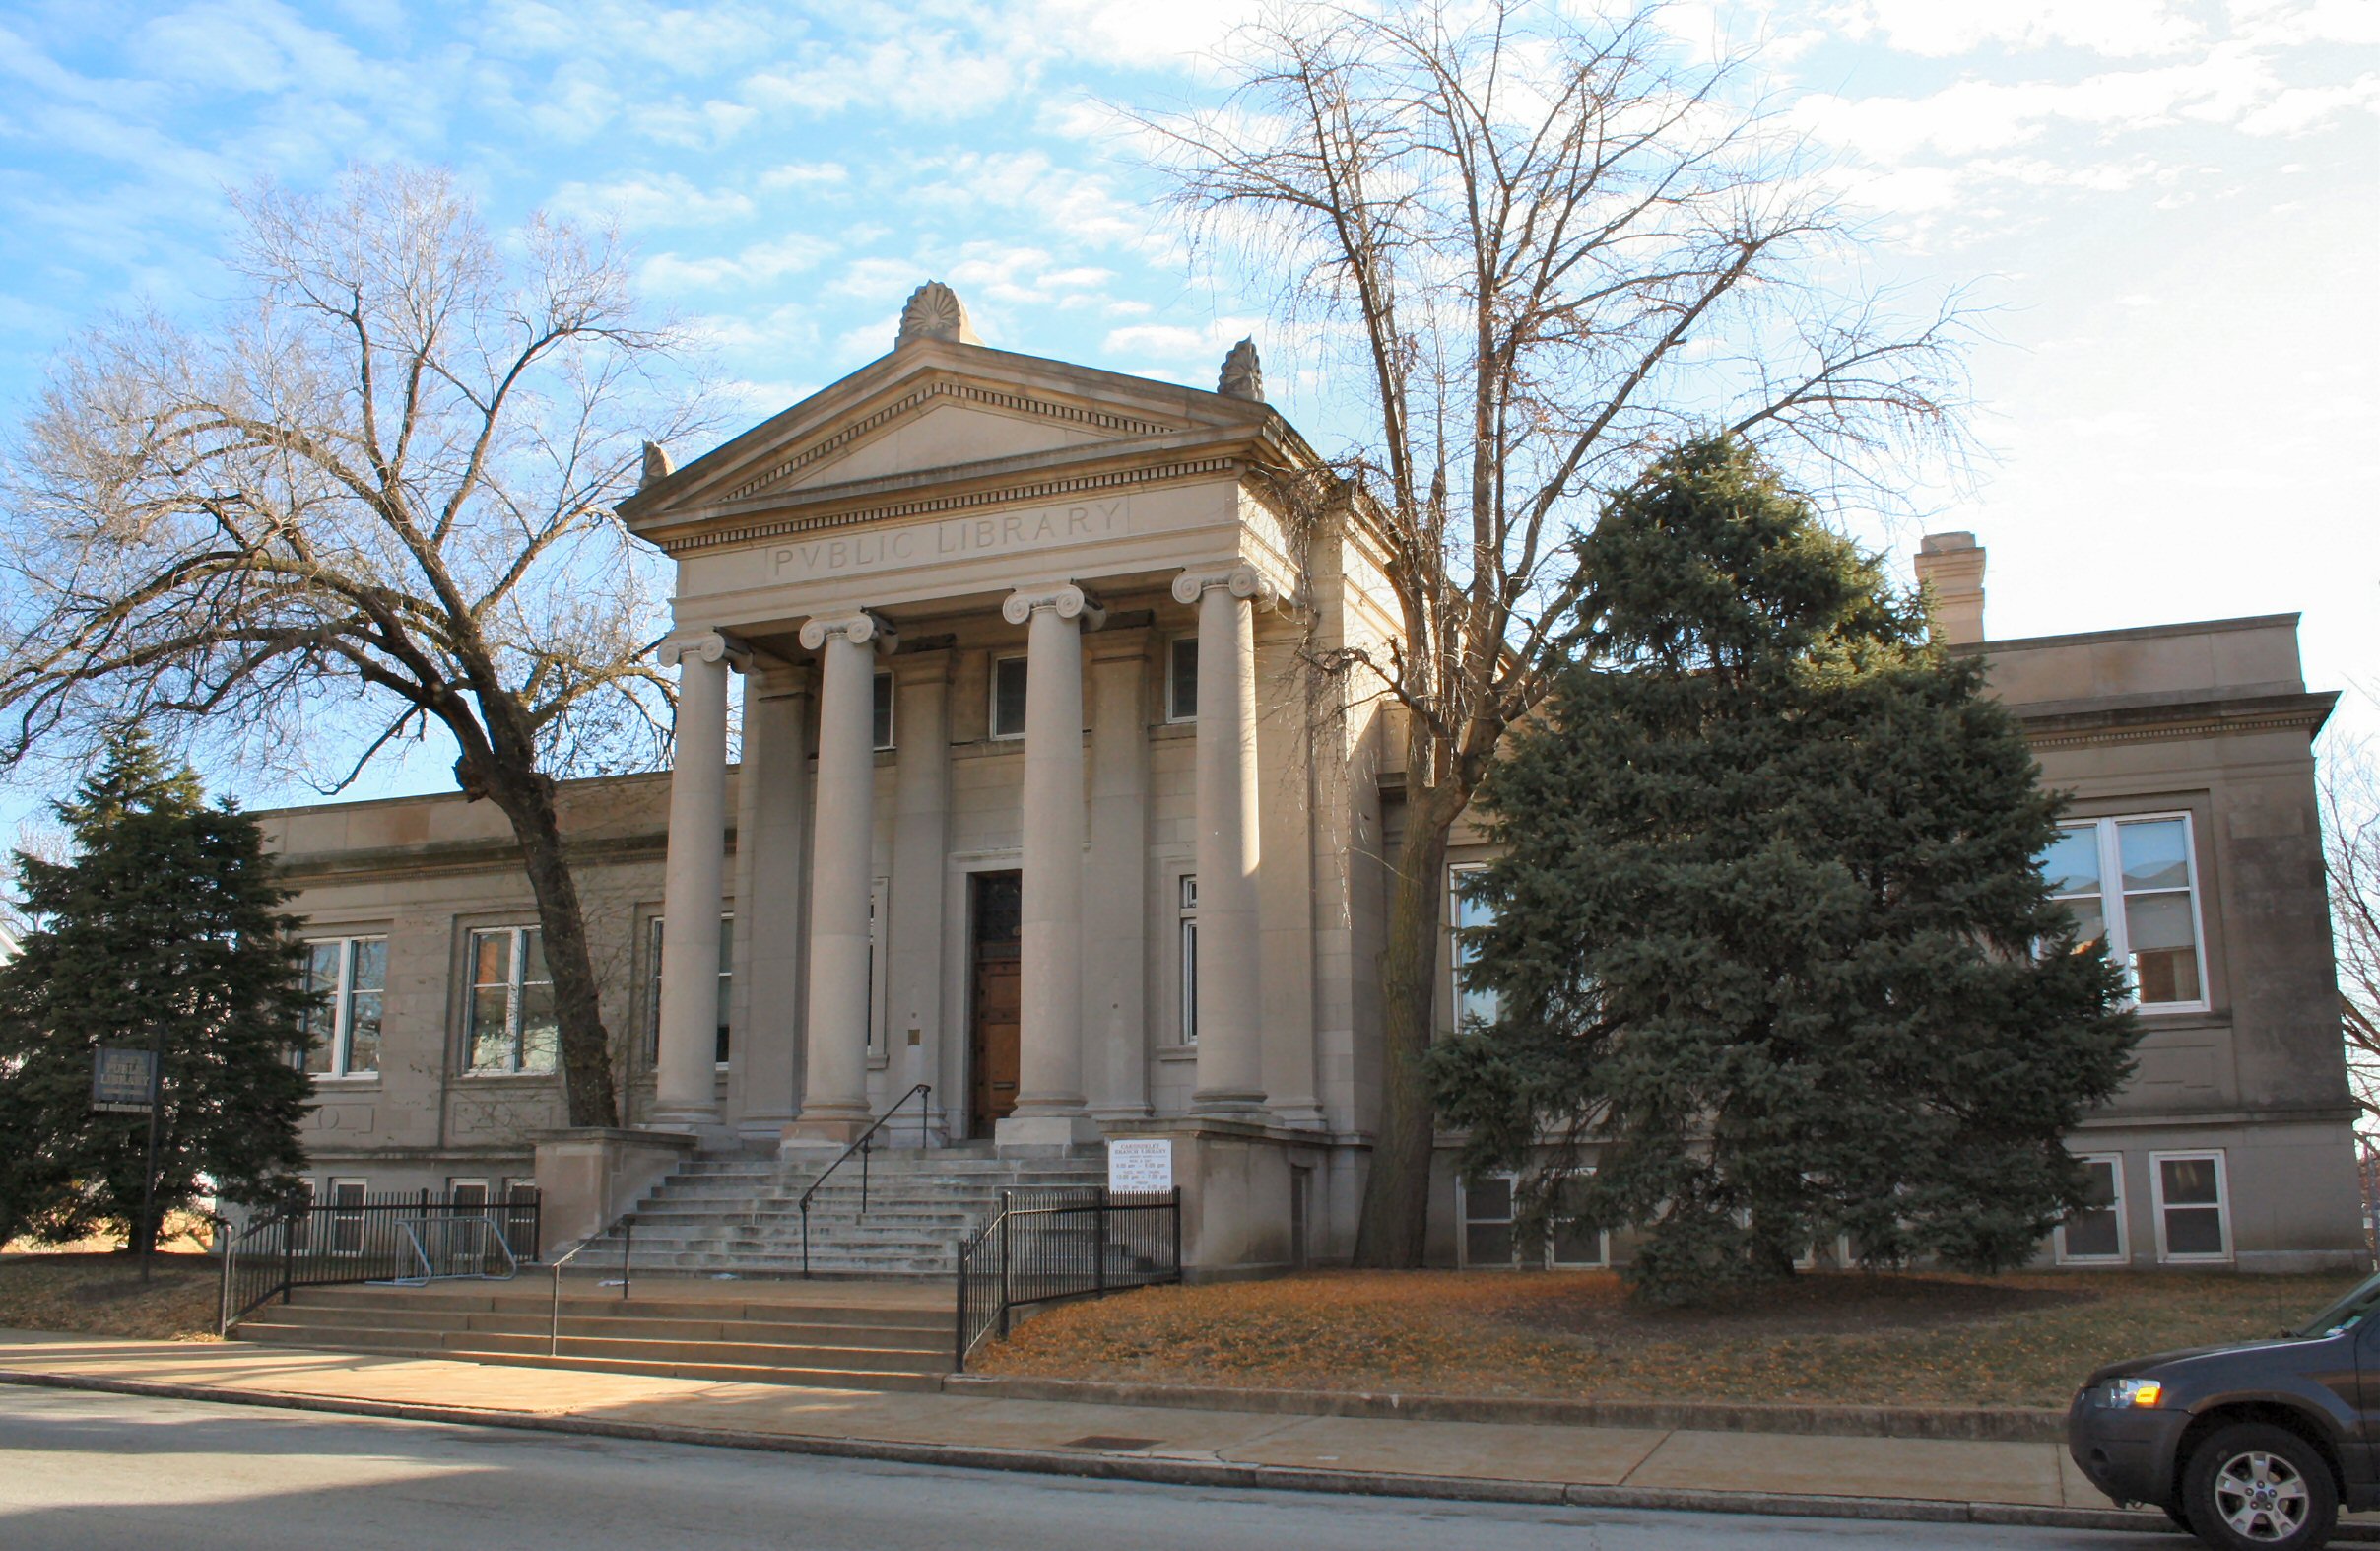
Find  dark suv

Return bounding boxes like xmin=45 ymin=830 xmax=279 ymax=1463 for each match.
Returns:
xmin=2069 ymin=1272 xmax=2380 ymax=1548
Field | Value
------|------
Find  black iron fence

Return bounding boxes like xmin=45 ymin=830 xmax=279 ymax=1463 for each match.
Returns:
xmin=219 ymin=1188 xmax=542 ymax=1333
xmin=955 ymin=1186 xmax=1181 ymax=1369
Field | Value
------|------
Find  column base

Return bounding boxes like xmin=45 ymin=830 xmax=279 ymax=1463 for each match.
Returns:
xmin=1267 ymin=1102 xmax=1328 ymax=1130
xmin=1191 ymin=1088 xmax=1268 ymax=1117
xmin=995 ymin=1113 xmax=1102 ymax=1153
xmin=642 ymin=1109 xmax=737 ymax=1152
xmin=779 ymin=1106 xmax=872 ymax=1155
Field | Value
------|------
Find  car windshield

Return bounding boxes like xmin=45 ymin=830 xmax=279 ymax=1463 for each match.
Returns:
xmin=2289 ymin=1271 xmax=2380 ymax=1338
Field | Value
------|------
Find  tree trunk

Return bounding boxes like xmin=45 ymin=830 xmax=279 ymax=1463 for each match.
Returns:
xmin=484 ymin=764 xmax=620 ymax=1129
xmin=1353 ymin=780 xmax=1462 ymax=1267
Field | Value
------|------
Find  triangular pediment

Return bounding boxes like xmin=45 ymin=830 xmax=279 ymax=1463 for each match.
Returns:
xmin=623 ymin=338 xmax=1281 ymax=538
xmin=728 ymin=383 xmax=1174 ymax=503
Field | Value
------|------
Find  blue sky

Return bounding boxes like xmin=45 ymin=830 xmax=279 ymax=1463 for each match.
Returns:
xmin=0 ymin=0 xmax=2375 ymax=827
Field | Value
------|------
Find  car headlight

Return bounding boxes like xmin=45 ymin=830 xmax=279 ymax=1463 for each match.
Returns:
xmin=2107 ymin=1378 xmax=2164 ymax=1408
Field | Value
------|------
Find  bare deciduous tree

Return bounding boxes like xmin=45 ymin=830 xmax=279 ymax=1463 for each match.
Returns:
xmin=1141 ymin=1 xmax=1972 ymax=1264
xmin=2324 ymin=747 xmax=2380 ymax=1132
xmin=0 ymin=165 xmax=709 ymax=1127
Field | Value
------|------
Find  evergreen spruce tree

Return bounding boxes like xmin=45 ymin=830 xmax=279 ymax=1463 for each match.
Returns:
xmin=0 ymin=732 xmax=314 ymax=1252
xmin=1433 ymin=437 xmax=2138 ymax=1305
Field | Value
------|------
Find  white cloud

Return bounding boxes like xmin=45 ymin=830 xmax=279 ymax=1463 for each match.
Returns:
xmin=643 ymin=233 xmax=836 ymax=291
xmin=2237 ymin=73 xmax=2380 ymax=135
xmin=1824 ymin=0 xmax=2203 ymax=57
xmin=760 ymin=161 xmax=849 ymax=189
xmin=1794 ymin=46 xmax=2281 ymax=161
xmin=548 ymin=172 xmax=755 ymax=229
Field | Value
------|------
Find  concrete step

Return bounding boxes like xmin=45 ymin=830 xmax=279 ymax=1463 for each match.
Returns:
xmin=287 ymin=1286 xmax=951 ymax=1329
xmin=233 ymin=1332 xmax=946 ymax=1392
xmin=250 ymin=1307 xmax=951 ymax=1354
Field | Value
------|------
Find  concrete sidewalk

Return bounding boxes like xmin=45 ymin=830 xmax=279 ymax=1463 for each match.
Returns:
xmin=0 ymin=1327 xmax=2366 ymax=1539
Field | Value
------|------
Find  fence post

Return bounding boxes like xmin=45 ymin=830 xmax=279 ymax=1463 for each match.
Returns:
xmin=279 ymin=1210 xmax=295 ymax=1305
xmin=1171 ymin=1186 xmax=1183 ymax=1281
xmin=954 ymin=1239 xmax=964 ymax=1372
xmin=998 ymin=1189 xmax=1012 ymax=1339
xmin=1095 ymin=1192 xmax=1108 ymax=1295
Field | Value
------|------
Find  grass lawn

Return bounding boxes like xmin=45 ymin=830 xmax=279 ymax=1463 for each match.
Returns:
xmin=974 ymin=1268 xmax=2370 ymax=1410
xmin=0 ymin=1251 xmax=223 ymax=1342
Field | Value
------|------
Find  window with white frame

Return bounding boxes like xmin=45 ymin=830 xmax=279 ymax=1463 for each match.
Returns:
xmin=2040 ymin=815 xmax=2208 ymax=1009
xmin=873 ymin=670 xmax=895 ymax=751
xmin=2152 ymin=1151 xmax=2230 ymax=1262
xmin=1457 ymin=1173 xmax=1608 ymax=1269
xmin=1177 ymin=874 xmax=1199 ymax=1044
xmin=991 ymin=655 xmax=1028 ymax=739
xmin=645 ymin=913 xmax=735 ymax=1065
xmin=446 ymin=1178 xmax=489 ymax=1210
xmin=1449 ymin=864 xmax=1498 ymax=1028
xmin=1167 ymin=637 xmax=1199 ymax=722
xmin=2056 ymin=1154 xmax=2128 ymax=1264
xmin=299 ymin=935 xmax=385 ymax=1076
xmin=466 ymin=926 xmax=558 ymax=1073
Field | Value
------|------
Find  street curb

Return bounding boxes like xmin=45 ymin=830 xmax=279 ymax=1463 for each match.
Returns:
xmin=13 ymin=1365 xmax=2350 ymax=1539
xmin=943 ymin=1373 xmax=2069 ymax=1443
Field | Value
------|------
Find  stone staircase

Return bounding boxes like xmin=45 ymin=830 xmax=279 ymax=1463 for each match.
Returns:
xmin=231 ymin=1280 xmax=954 ymax=1390
xmin=575 ymin=1142 xmax=1109 ymax=1278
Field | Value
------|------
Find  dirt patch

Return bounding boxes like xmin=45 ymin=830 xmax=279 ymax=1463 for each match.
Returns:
xmin=978 ymin=1267 xmax=2359 ymax=1409
xmin=0 ymin=1251 xmax=223 ymax=1342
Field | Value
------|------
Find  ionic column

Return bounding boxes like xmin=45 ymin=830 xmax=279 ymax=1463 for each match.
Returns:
xmin=652 ymin=630 xmax=748 ymax=1132
xmin=999 ymin=581 xmax=1103 ymax=1149
xmin=785 ymin=609 xmax=897 ymax=1149
xmin=1173 ymin=564 xmax=1273 ymax=1115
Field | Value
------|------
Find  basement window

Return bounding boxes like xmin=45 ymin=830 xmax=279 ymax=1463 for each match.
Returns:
xmin=2056 ymin=1154 xmax=2128 ymax=1265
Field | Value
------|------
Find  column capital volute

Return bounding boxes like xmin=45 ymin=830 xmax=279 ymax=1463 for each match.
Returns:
xmin=1171 ymin=563 xmax=1278 ymax=608
xmin=660 ymin=630 xmax=753 ymax=671
xmin=1002 ymin=581 xmax=1107 ymax=630
xmin=798 ymin=609 xmax=900 ymax=656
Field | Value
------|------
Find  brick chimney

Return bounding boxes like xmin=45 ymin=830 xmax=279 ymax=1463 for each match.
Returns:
xmin=1915 ymin=531 xmax=1986 ymax=644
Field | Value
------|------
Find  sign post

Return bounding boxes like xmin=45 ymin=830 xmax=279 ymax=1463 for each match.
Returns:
xmin=92 ymin=1045 xmax=164 ymax=1282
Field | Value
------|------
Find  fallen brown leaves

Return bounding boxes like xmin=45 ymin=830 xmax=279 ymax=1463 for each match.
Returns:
xmin=0 ymin=1252 xmax=223 ymax=1342
xmin=977 ymin=1268 xmax=2360 ymax=1408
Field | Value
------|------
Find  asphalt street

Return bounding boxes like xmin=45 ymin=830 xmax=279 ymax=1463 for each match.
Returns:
xmin=0 ymin=1385 xmax=2177 ymax=1551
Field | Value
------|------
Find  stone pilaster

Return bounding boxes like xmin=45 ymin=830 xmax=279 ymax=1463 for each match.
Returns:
xmin=1086 ymin=629 xmax=1153 ymax=1119
xmin=728 ymin=659 xmax=811 ymax=1142
xmin=1173 ymin=564 xmax=1271 ymax=1115
xmin=887 ymin=650 xmax=953 ymax=1139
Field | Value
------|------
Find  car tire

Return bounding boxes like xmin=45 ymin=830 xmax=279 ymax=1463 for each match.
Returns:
xmin=2180 ymin=1423 xmax=2338 ymax=1550
xmin=2165 ymin=1502 xmax=2197 ymax=1535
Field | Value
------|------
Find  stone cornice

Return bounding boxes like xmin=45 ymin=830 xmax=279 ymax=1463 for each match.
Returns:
xmin=2012 ymin=688 xmax=2337 ymax=750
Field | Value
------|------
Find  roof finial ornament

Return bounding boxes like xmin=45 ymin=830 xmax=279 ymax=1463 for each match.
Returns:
xmin=896 ymin=281 xmax=980 ymax=348
xmin=1218 ymin=337 xmax=1264 ymax=402
xmin=639 ymin=440 xmax=673 ymax=490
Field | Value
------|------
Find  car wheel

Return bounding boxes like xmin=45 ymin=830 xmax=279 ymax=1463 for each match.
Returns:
xmin=2181 ymin=1423 xmax=2338 ymax=1549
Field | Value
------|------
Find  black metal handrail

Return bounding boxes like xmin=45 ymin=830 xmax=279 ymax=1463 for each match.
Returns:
xmin=798 ymin=1083 xmax=932 ymax=1278
xmin=955 ymin=1185 xmax=1181 ymax=1370
xmin=219 ymin=1188 xmax=542 ymax=1333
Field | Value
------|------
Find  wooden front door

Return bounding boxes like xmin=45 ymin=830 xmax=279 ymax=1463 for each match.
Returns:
xmin=969 ymin=871 xmax=1024 ymax=1138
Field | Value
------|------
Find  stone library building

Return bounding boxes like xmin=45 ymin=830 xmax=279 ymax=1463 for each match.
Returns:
xmin=254 ymin=283 xmax=2363 ymax=1278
